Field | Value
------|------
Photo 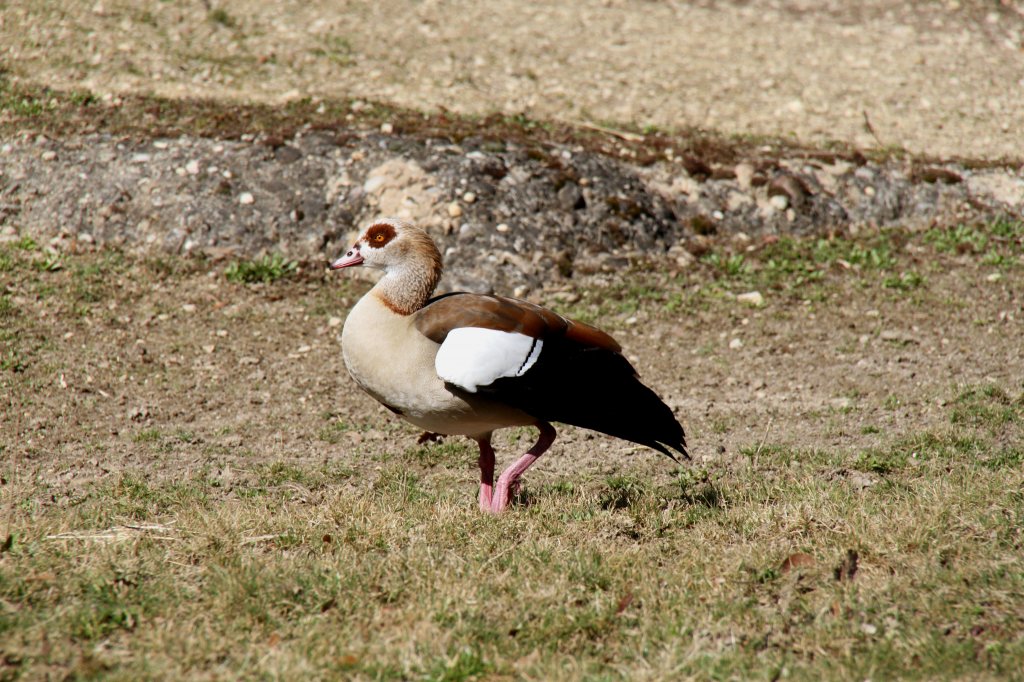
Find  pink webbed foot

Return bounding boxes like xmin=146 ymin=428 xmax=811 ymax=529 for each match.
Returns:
xmin=488 ymin=422 xmax=556 ymax=514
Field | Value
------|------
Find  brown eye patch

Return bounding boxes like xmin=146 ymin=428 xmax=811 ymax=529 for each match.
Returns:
xmin=364 ymin=223 xmax=397 ymax=248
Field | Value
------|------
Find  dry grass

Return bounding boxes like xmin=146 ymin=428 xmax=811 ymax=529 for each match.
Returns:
xmin=2 ymin=225 xmax=1023 ymax=679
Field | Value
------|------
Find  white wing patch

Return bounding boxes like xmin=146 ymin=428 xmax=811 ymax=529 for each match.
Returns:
xmin=435 ymin=327 xmax=543 ymax=393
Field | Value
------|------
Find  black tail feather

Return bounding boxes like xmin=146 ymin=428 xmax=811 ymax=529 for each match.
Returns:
xmin=482 ymin=342 xmax=688 ymax=460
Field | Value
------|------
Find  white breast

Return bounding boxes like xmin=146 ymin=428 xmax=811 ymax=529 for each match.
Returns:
xmin=435 ymin=327 xmax=543 ymax=393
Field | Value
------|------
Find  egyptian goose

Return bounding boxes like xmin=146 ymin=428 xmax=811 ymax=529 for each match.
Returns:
xmin=330 ymin=218 xmax=688 ymax=513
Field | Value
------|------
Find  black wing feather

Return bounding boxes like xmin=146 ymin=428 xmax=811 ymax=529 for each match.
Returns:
xmin=478 ymin=337 xmax=688 ymax=460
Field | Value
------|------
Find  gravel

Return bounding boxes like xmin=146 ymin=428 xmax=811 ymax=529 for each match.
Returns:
xmin=1 ymin=127 xmax=1021 ymax=294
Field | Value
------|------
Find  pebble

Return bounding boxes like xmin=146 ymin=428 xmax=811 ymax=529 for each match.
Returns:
xmin=185 ymin=160 xmax=201 ymax=174
xmin=202 ymin=344 xmax=216 ymax=354
xmin=495 ymin=223 xmax=510 ymax=233
xmin=327 ymin=316 xmax=343 ymax=328
xmin=729 ymin=338 xmax=744 ymax=349
xmin=297 ymin=345 xmax=312 ymax=353
xmin=363 ymin=176 xmax=385 ymax=193
xmin=462 ymin=191 xmax=477 ymax=203
xmin=182 ymin=303 xmax=197 ymax=313
xmin=380 ymin=122 xmax=394 ymax=134
xmin=238 ymin=192 xmax=255 ymax=205
xmin=737 ymin=291 xmax=765 ymax=307
xmin=986 ymin=272 xmax=1002 ymax=282
xmin=447 ymin=201 xmax=463 ymax=218
xmin=41 ymin=150 xmax=57 ymax=161
xmin=769 ymin=194 xmax=789 ymax=211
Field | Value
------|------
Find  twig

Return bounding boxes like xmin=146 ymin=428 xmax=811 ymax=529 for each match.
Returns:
xmin=862 ymin=110 xmax=885 ymax=147
xmin=752 ymin=417 xmax=774 ymax=467
xmin=241 ymin=534 xmax=280 ymax=545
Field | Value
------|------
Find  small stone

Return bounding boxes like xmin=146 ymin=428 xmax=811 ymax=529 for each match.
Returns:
xmin=737 ymin=291 xmax=765 ymax=307
xmin=495 ymin=223 xmax=510 ymax=233
xmin=734 ymin=163 xmax=755 ymax=189
xmin=769 ymin=194 xmax=789 ymax=211
xmin=673 ymin=249 xmax=695 ymax=268
xmin=202 ymin=344 xmax=216 ymax=354
xmin=986 ymin=272 xmax=1003 ymax=282
xmin=297 ymin=345 xmax=312 ymax=353
xmin=861 ymin=623 xmax=878 ymax=635
xmin=363 ymin=176 xmax=385 ymax=193
xmin=380 ymin=122 xmax=394 ymax=134
xmin=41 ymin=150 xmax=57 ymax=161
xmin=185 ymin=160 xmax=201 ymax=174
xmin=327 ymin=316 xmax=343 ymax=328
xmin=215 ymin=329 xmax=228 ymax=337
xmin=729 ymin=338 xmax=744 ymax=349
xmin=182 ymin=303 xmax=197 ymax=313
xmin=238 ymin=192 xmax=255 ymax=205
xmin=462 ymin=191 xmax=476 ymax=203
xmin=513 ymin=285 xmax=528 ymax=298
xmin=447 ymin=202 xmax=463 ymax=218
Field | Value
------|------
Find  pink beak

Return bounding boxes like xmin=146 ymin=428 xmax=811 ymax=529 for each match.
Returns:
xmin=330 ymin=247 xmax=364 ymax=270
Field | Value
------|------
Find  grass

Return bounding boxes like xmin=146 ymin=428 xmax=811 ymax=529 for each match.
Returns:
xmin=2 ymin=433 xmax=1022 ymax=679
xmin=224 ymin=253 xmax=298 ymax=284
xmin=1 ymin=224 xmax=1023 ymax=678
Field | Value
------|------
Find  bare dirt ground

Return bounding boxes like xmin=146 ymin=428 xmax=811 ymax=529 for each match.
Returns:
xmin=3 ymin=231 xmax=1023 ymax=497
xmin=3 ymin=0 xmax=1024 ymax=160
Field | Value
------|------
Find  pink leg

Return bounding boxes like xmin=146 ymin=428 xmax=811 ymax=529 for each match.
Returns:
xmin=490 ymin=422 xmax=556 ymax=513
xmin=476 ymin=437 xmax=495 ymax=512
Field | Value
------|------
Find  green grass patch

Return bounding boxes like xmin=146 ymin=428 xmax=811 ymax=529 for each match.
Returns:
xmin=224 ymin=254 xmax=298 ymax=284
xmin=950 ymin=384 xmax=1022 ymax=429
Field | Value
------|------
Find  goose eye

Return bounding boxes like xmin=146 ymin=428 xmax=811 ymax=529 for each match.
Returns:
xmin=374 ymin=234 xmax=385 ymax=243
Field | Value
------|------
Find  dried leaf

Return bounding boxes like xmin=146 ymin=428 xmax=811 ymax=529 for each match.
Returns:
xmin=779 ymin=552 xmax=815 ymax=574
